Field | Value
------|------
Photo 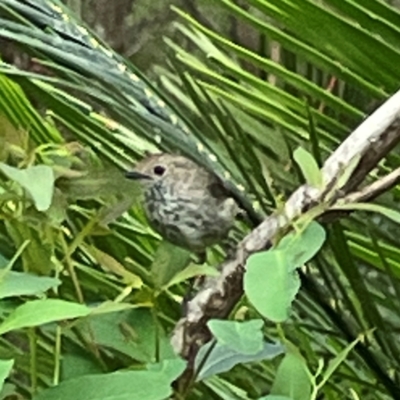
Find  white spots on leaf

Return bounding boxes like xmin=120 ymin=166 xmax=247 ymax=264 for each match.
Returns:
xmin=223 ymin=171 xmax=231 ymax=180
xmin=208 ymin=153 xmax=217 ymax=162
xmin=102 ymin=48 xmax=114 ymax=58
xmin=197 ymin=142 xmax=205 ymax=152
xmin=89 ymin=37 xmax=100 ymax=48
xmin=129 ymin=73 xmax=140 ymax=82
xmin=144 ymin=88 xmax=153 ymax=98
xmin=170 ymin=114 xmax=178 ymax=125
xmin=252 ymin=200 xmax=260 ymax=210
xmin=117 ymin=63 xmax=127 ymax=72
xmin=49 ymin=4 xmax=63 ymax=13
xmin=76 ymin=26 xmax=89 ymax=36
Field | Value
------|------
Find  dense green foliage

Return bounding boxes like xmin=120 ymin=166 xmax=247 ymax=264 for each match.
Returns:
xmin=0 ymin=0 xmax=400 ymax=399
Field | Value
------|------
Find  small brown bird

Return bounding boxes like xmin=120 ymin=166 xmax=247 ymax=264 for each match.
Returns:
xmin=125 ymin=153 xmax=238 ymax=258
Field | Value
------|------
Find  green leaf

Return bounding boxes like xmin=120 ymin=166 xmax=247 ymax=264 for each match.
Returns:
xmin=5 ymin=220 xmax=54 ymax=275
xmin=87 ymin=245 xmax=143 ymax=289
xmin=334 ymin=202 xmax=400 ymax=224
xmin=0 ymin=359 xmax=14 ymax=391
xmin=0 ymin=271 xmax=60 ymax=299
xmin=151 ymin=241 xmax=192 ymax=289
xmin=293 ymin=147 xmax=322 ymax=188
xmin=259 ymin=396 xmax=292 ymax=400
xmin=62 ymin=353 xmax=104 ymax=381
xmin=270 ymin=350 xmax=311 ymax=400
xmin=0 ymin=163 xmax=55 ymax=211
xmin=0 ymin=254 xmax=8 ymax=269
xmin=33 ymin=360 xmax=186 ymax=400
xmin=201 ymin=376 xmax=251 ymax=400
xmin=0 ymin=299 xmax=91 ymax=335
xmin=196 ymin=341 xmax=284 ymax=381
xmin=244 ymin=250 xmax=300 ymax=322
xmin=276 ymin=222 xmax=326 ymax=271
xmin=146 ymin=358 xmax=187 ymax=382
xmin=318 ymin=335 xmax=361 ymax=390
xmin=163 ymin=263 xmax=218 ymax=289
xmin=81 ymin=309 xmax=176 ymax=363
xmin=335 ymin=154 xmax=361 ymax=190
xmin=207 ymin=319 xmax=264 ymax=355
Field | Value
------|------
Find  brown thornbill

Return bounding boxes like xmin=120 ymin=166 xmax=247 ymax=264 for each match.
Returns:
xmin=125 ymin=153 xmax=238 ymax=258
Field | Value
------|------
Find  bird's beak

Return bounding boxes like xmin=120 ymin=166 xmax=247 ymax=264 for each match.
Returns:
xmin=125 ymin=171 xmax=152 ymax=180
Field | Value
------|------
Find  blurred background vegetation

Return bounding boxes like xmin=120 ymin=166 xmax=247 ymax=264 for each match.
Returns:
xmin=1 ymin=0 xmax=400 ymax=399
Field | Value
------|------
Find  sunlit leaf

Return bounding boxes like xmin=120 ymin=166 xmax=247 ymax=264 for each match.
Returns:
xmin=244 ymin=250 xmax=300 ymax=322
xmin=0 ymin=271 xmax=60 ymax=299
xmin=208 ymin=319 xmax=264 ymax=355
xmin=0 ymin=163 xmax=55 ymax=211
xmin=270 ymin=349 xmax=311 ymax=400
xmin=334 ymin=202 xmax=400 ymax=224
xmin=33 ymin=359 xmax=186 ymax=400
xmin=196 ymin=340 xmax=284 ymax=381
xmin=276 ymin=222 xmax=326 ymax=271
xmin=293 ymin=147 xmax=322 ymax=188
xmin=0 ymin=299 xmax=91 ymax=335
xmin=0 ymin=359 xmax=13 ymax=392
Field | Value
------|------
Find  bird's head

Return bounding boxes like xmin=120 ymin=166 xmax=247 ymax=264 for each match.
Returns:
xmin=125 ymin=153 xmax=183 ymax=187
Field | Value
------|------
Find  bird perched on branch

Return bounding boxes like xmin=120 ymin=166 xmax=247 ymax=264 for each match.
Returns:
xmin=125 ymin=153 xmax=238 ymax=260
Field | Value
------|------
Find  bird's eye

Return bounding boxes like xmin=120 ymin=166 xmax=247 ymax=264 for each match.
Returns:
xmin=153 ymin=165 xmax=165 ymax=176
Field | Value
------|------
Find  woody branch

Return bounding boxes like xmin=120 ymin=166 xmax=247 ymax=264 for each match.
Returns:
xmin=171 ymin=89 xmax=400 ymax=361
